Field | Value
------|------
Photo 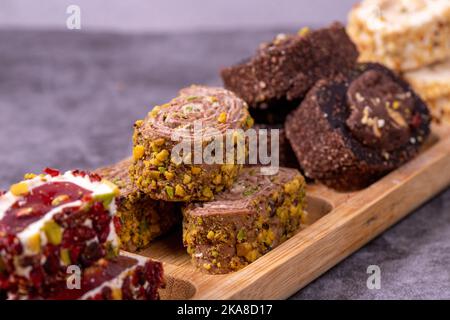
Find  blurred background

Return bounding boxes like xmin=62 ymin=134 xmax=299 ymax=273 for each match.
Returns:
xmin=0 ymin=0 xmax=356 ymax=32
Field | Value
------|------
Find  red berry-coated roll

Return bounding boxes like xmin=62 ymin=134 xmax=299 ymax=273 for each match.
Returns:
xmin=0 ymin=168 xmax=121 ymax=299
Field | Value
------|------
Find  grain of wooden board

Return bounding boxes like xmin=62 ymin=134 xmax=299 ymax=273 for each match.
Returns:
xmin=124 ymin=122 xmax=450 ymax=300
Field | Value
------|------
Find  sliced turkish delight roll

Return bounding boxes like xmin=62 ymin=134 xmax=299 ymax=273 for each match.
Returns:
xmin=0 ymin=168 xmax=120 ymax=298
xmin=183 ymin=167 xmax=306 ymax=274
xmin=40 ymin=255 xmax=164 ymax=300
xmin=348 ymin=0 xmax=450 ymax=71
xmin=404 ymin=59 xmax=450 ymax=101
xmin=221 ymin=23 xmax=358 ymax=124
xmin=285 ymin=63 xmax=431 ymax=190
xmin=426 ymin=96 xmax=450 ymax=123
xmin=96 ymin=158 xmax=180 ymax=252
xmin=130 ymin=85 xmax=253 ymax=202
xmin=404 ymin=59 xmax=450 ymax=123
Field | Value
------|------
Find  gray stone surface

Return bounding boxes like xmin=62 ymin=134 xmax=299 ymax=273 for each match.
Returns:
xmin=0 ymin=29 xmax=449 ymax=299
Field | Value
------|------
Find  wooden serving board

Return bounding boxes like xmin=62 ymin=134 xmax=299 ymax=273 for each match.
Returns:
xmin=125 ymin=123 xmax=450 ymax=300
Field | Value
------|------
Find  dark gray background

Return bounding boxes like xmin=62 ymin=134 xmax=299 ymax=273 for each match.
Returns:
xmin=0 ymin=29 xmax=449 ymax=299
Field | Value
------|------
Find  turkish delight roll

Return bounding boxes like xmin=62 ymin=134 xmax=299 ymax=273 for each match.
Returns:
xmin=130 ymin=85 xmax=253 ymax=202
xmin=183 ymin=167 xmax=306 ymax=274
xmin=221 ymin=22 xmax=358 ymax=124
xmin=0 ymin=168 xmax=120 ymax=298
xmin=285 ymin=63 xmax=431 ymax=190
xmin=40 ymin=255 xmax=164 ymax=300
xmin=348 ymin=0 xmax=450 ymax=71
xmin=426 ymin=97 xmax=450 ymax=123
xmin=96 ymin=158 xmax=180 ymax=252
xmin=404 ymin=59 xmax=450 ymax=122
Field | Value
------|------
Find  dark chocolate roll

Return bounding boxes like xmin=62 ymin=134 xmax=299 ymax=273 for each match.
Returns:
xmin=221 ymin=22 xmax=359 ymax=124
xmin=285 ymin=63 xmax=431 ymax=191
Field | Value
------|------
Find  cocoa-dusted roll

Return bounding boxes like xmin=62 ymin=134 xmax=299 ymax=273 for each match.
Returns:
xmin=183 ymin=167 xmax=306 ymax=274
xmin=285 ymin=63 xmax=431 ymax=191
xmin=251 ymin=124 xmax=299 ymax=169
xmin=96 ymin=159 xmax=180 ymax=252
xmin=130 ymin=85 xmax=253 ymax=202
xmin=221 ymin=22 xmax=359 ymax=124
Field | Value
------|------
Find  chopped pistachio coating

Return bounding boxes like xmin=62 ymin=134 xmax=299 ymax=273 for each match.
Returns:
xmin=96 ymin=158 xmax=180 ymax=252
xmin=182 ymin=167 xmax=307 ymax=274
xmin=130 ymin=85 xmax=253 ymax=202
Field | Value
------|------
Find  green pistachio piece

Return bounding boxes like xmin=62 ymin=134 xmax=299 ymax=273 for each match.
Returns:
xmin=42 ymin=220 xmax=62 ymax=245
xmin=60 ymin=248 xmax=71 ymax=266
xmin=165 ymin=186 xmax=174 ymax=199
xmin=93 ymin=192 xmax=115 ymax=207
xmin=105 ymin=242 xmax=119 ymax=259
xmin=243 ymin=187 xmax=258 ymax=196
xmin=237 ymin=229 xmax=246 ymax=242
xmin=158 ymin=167 xmax=166 ymax=173
xmin=186 ymin=96 xmax=198 ymax=102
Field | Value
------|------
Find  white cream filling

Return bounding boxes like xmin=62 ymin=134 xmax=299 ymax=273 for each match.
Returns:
xmin=18 ymin=201 xmax=82 ymax=256
xmin=106 ymin=200 xmax=119 ymax=248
